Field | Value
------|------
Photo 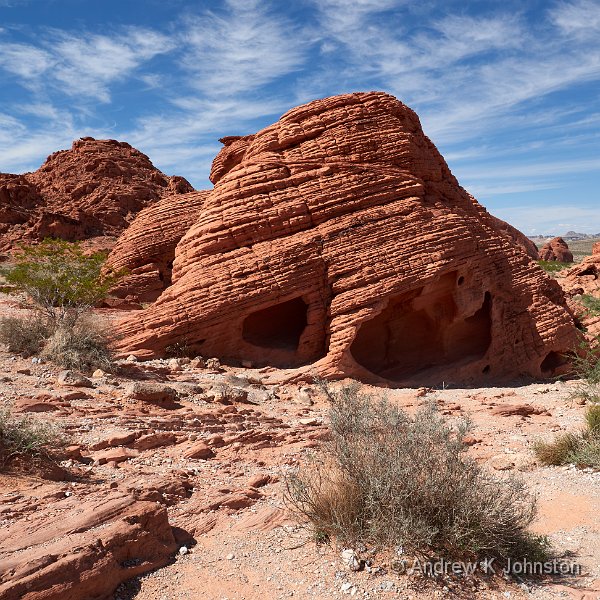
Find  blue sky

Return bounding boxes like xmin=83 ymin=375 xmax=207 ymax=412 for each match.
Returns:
xmin=0 ymin=0 xmax=598 ymax=235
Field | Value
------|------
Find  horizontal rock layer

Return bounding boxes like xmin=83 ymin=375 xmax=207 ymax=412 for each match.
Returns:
xmin=106 ymin=190 xmax=209 ymax=302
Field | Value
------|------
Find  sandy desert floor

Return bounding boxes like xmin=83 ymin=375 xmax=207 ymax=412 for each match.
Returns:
xmin=0 ymin=293 xmax=599 ymax=600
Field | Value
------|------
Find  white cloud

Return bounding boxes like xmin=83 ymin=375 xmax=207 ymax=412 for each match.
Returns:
xmin=0 ymin=42 xmax=52 ymax=79
xmin=0 ymin=27 xmax=175 ymax=102
xmin=50 ymin=28 xmax=175 ymax=102
xmin=551 ymin=0 xmax=600 ymax=38
xmin=182 ymin=0 xmax=310 ymax=97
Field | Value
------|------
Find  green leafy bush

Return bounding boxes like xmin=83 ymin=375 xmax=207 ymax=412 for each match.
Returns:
xmin=286 ymin=382 xmax=546 ymax=561
xmin=1 ymin=239 xmax=121 ymax=325
xmin=0 ymin=239 xmax=122 ymax=371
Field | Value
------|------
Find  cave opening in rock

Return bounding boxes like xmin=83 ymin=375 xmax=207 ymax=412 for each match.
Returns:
xmin=350 ymin=279 xmax=493 ymax=381
xmin=540 ymin=351 xmax=565 ymax=374
xmin=242 ymin=297 xmax=308 ymax=350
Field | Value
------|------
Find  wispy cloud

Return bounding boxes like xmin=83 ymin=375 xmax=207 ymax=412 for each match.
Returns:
xmin=551 ymin=0 xmax=600 ymax=38
xmin=182 ymin=0 xmax=310 ymax=98
xmin=0 ymin=27 xmax=175 ymax=102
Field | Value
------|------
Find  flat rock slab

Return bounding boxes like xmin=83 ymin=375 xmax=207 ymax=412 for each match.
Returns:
xmin=0 ymin=491 xmax=177 ymax=600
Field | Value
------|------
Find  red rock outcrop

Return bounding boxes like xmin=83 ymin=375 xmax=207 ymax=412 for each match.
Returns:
xmin=0 ymin=492 xmax=177 ymax=600
xmin=0 ymin=138 xmax=193 ymax=250
xmin=538 ymin=236 xmax=573 ymax=263
xmin=563 ymin=242 xmax=600 ymax=297
xmin=114 ymin=92 xmax=578 ymax=385
xmin=489 ymin=214 xmax=539 ymax=259
xmin=106 ymin=190 xmax=209 ymax=302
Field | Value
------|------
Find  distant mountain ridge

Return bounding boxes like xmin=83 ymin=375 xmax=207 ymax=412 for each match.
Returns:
xmin=529 ymin=231 xmax=600 ymax=242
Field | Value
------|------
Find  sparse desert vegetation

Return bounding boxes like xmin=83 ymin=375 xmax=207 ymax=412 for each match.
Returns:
xmin=580 ymin=294 xmax=600 ymax=316
xmin=534 ymin=403 xmax=600 ymax=468
xmin=286 ymin=382 xmax=547 ymax=562
xmin=0 ymin=402 xmax=62 ymax=468
xmin=0 ymin=239 xmax=120 ymax=371
xmin=537 ymin=259 xmax=572 ymax=274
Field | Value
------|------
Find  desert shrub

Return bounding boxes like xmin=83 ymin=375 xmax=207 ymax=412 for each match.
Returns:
xmin=0 ymin=403 xmax=62 ymax=467
xmin=569 ymin=337 xmax=600 ymax=404
xmin=286 ymin=382 xmax=545 ymax=561
xmin=537 ymin=260 xmax=572 ymax=274
xmin=0 ymin=315 xmax=52 ymax=356
xmin=534 ymin=404 xmax=600 ymax=468
xmin=580 ymin=294 xmax=600 ymax=317
xmin=533 ymin=432 xmax=580 ymax=466
xmin=0 ymin=238 xmax=121 ymax=326
xmin=41 ymin=319 xmax=113 ymax=372
xmin=0 ymin=239 xmax=122 ymax=371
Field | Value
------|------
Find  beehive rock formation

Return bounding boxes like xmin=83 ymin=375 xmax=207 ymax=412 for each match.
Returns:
xmin=0 ymin=138 xmax=193 ymax=250
xmin=115 ymin=92 xmax=578 ymax=385
xmin=538 ymin=236 xmax=574 ymax=263
xmin=106 ymin=190 xmax=210 ymax=302
xmin=489 ymin=214 xmax=539 ymax=259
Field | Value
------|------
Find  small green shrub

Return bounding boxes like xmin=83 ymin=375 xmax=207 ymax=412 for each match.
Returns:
xmin=580 ymin=294 xmax=600 ymax=317
xmin=286 ymin=382 xmax=546 ymax=561
xmin=0 ymin=238 xmax=122 ymax=326
xmin=537 ymin=260 xmax=572 ymax=274
xmin=0 ymin=403 xmax=62 ymax=467
xmin=0 ymin=239 xmax=122 ymax=371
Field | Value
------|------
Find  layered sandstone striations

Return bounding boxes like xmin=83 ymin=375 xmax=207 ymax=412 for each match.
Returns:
xmin=106 ymin=190 xmax=209 ymax=302
xmin=0 ymin=492 xmax=177 ymax=600
xmin=489 ymin=214 xmax=539 ymax=259
xmin=538 ymin=236 xmax=574 ymax=263
xmin=0 ymin=138 xmax=193 ymax=249
xmin=115 ymin=92 xmax=578 ymax=385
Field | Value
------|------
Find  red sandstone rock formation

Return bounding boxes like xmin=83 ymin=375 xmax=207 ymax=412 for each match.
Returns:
xmin=0 ymin=492 xmax=177 ymax=600
xmin=538 ymin=236 xmax=574 ymax=263
xmin=563 ymin=242 xmax=600 ymax=297
xmin=489 ymin=214 xmax=539 ymax=259
xmin=115 ymin=92 xmax=578 ymax=385
xmin=0 ymin=138 xmax=193 ymax=250
xmin=106 ymin=190 xmax=209 ymax=302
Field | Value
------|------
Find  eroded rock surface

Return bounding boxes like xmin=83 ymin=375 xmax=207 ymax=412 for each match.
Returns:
xmin=563 ymin=241 xmax=600 ymax=299
xmin=0 ymin=138 xmax=193 ymax=249
xmin=0 ymin=493 xmax=177 ymax=600
xmin=106 ymin=190 xmax=209 ymax=302
xmin=538 ymin=237 xmax=574 ymax=263
xmin=115 ymin=92 xmax=577 ymax=385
